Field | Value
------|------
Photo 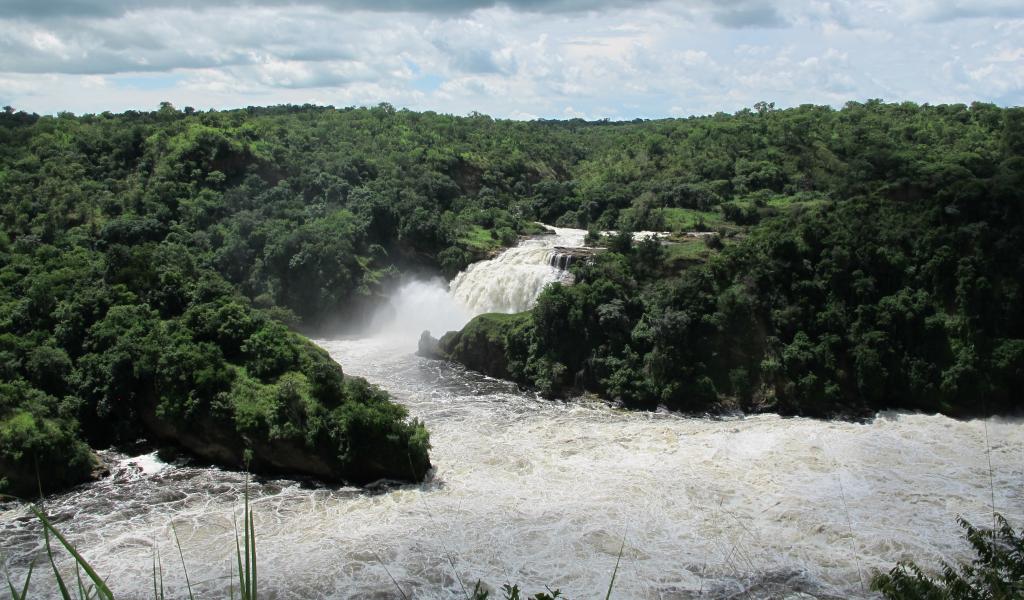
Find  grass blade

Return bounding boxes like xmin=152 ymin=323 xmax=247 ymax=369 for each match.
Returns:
xmin=171 ymin=527 xmax=195 ymax=600
xmin=242 ymin=475 xmax=252 ymax=600
xmin=249 ymin=509 xmax=257 ymax=600
xmin=31 ymin=506 xmax=113 ymax=600
xmin=243 ymin=514 xmax=250 ymax=600
xmin=42 ymin=525 xmax=72 ymax=600
xmin=21 ymin=561 xmax=36 ymax=600
xmin=233 ymin=515 xmax=246 ymax=600
xmin=158 ymin=549 xmax=164 ymax=600
xmin=444 ymin=553 xmax=470 ymax=600
xmin=151 ymin=551 xmax=158 ymax=600
xmin=75 ymin=562 xmax=87 ymax=600
xmin=6 ymin=559 xmax=35 ymax=600
xmin=372 ymin=552 xmax=409 ymax=600
xmin=604 ymin=539 xmax=625 ymax=600
xmin=151 ymin=546 xmax=165 ymax=600
xmin=228 ymin=554 xmax=235 ymax=600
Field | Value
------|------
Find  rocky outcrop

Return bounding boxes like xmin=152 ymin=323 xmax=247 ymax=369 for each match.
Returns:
xmin=439 ymin=324 xmax=512 ymax=380
xmin=417 ymin=330 xmax=445 ymax=359
xmin=549 ymin=246 xmax=604 ymax=270
xmin=0 ymin=404 xmax=102 ymax=498
xmin=0 ymin=451 xmax=101 ymax=499
xmin=136 ymin=377 xmax=431 ymax=486
xmin=426 ymin=313 xmax=532 ymax=383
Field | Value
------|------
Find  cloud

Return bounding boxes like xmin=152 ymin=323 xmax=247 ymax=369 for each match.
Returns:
xmin=799 ymin=48 xmax=857 ymax=94
xmin=711 ymin=4 xmax=789 ymax=28
xmin=901 ymin=1 xmax=1024 ymax=22
xmin=429 ymin=20 xmax=517 ymax=75
xmin=0 ymin=6 xmax=401 ymax=75
xmin=0 ymin=0 xmax=1021 ymax=117
xmin=0 ymin=0 xmax=664 ymax=20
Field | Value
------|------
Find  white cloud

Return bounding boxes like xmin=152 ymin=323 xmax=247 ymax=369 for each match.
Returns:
xmin=0 ymin=0 xmax=1021 ymax=117
xmin=986 ymin=47 xmax=1024 ymax=62
xmin=899 ymin=0 xmax=1024 ymax=22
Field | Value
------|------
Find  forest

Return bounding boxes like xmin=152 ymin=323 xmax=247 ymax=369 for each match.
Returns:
xmin=1 ymin=100 xmax=1022 ymax=496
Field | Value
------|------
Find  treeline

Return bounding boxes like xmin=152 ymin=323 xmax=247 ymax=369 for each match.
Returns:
xmin=2 ymin=100 xmax=1022 ymax=494
xmin=444 ymin=101 xmax=1024 ymax=417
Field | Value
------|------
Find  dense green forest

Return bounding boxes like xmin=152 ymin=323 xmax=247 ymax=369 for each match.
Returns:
xmin=435 ymin=101 xmax=1024 ymax=417
xmin=1 ymin=100 xmax=1022 ymax=495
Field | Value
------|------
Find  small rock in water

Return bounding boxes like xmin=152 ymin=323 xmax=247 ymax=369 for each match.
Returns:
xmin=91 ymin=458 xmax=111 ymax=481
xmin=112 ymin=462 xmax=144 ymax=483
xmin=417 ymin=330 xmax=445 ymax=359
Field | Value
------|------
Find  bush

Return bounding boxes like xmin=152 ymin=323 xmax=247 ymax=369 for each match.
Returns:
xmin=872 ymin=514 xmax=1024 ymax=599
xmin=0 ymin=382 xmax=96 ymax=497
xmin=243 ymin=323 xmax=299 ymax=381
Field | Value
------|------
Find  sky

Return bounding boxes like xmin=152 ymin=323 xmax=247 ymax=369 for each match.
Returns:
xmin=0 ymin=0 xmax=1022 ymax=119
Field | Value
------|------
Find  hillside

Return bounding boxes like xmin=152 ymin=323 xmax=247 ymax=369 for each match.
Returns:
xmin=1 ymin=100 xmax=1022 ymax=495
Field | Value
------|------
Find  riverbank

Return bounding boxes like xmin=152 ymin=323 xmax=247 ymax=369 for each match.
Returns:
xmin=4 ymin=332 xmax=1020 ymax=598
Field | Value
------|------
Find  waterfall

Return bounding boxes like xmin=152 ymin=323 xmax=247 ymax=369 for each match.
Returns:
xmin=368 ymin=277 xmax=471 ymax=342
xmin=370 ymin=225 xmax=657 ymax=342
xmin=6 ymin=222 xmax=1021 ymax=600
xmin=367 ymin=226 xmax=587 ymax=343
xmin=549 ymin=252 xmax=573 ymax=271
xmin=449 ymin=227 xmax=586 ymax=315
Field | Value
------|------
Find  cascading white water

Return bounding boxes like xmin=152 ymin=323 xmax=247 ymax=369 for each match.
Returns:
xmin=2 ymin=227 xmax=1022 ymax=599
xmin=369 ymin=277 xmax=471 ymax=341
xmin=449 ymin=227 xmax=585 ymax=316
xmin=367 ymin=226 xmax=584 ymax=343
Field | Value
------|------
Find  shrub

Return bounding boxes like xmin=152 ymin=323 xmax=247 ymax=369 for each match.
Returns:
xmin=872 ymin=514 xmax=1024 ymax=599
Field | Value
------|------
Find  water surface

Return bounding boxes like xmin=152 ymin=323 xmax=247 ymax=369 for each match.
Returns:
xmin=2 ymin=228 xmax=1021 ymax=599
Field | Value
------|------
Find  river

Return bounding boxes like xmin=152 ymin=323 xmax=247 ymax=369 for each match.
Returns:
xmin=1 ymin=228 xmax=1022 ymax=599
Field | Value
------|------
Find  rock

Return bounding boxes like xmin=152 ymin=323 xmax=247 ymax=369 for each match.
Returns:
xmin=438 ymin=312 xmax=531 ymax=381
xmin=417 ymin=330 xmax=445 ymax=359
xmin=549 ymin=246 xmax=604 ymax=270
xmin=135 ymin=383 xmax=430 ymax=486
xmin=90 ymin=454 xmax=111 ymax=480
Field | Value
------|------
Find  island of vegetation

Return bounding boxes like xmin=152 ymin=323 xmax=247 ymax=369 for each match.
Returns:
xmin=1 ymin=100 xmax=1021 ymax=497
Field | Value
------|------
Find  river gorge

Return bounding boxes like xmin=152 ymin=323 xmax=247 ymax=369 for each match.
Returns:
xmin=1 ymin=228 xmax=1022 ymax=599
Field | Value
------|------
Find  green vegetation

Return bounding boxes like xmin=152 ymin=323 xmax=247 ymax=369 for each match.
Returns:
xmin=456 ymin=224 xmax=509 ymax=258
xmin=662 ymin=237 xmax=715 ymax=264
xmin=2 ymin=99 xmax=1022 ymax=493
xmin=32 ymin=505 xmax=114 ymax=600
xmin=872 ymin=515 xmax=1024 ymax=599
xmin=439 ymin=312 xmax=533 ymax=382
xmin=445 ymin=101 xmax=1024 ymax=418
xmin=5 ymin=477 xmax=259 ymax=600
xmin=663 ymin=206 xmax=723 ymax=230
xmin=0 ymin=104 xmax=470 ymax=495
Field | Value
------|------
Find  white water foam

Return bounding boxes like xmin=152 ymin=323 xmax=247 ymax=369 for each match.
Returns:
xmin=116 ymin=452 xmax=169 ymax=478
xmin=5 ymin=338 xmax=1019 ymax=599
xmin=449 ymin=227 xmax=586 ymax=316
xmin=368 ymin=226 xmax=586 ymax=347
xmin=3 ymin=228 xmax=1022 ymax=599
xmin=368 ymin=277 xmax=471 ymax=343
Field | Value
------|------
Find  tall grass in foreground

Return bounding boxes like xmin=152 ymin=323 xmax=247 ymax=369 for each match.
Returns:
xmin=231 ymin=476 xmax=257 ymax=600
xmin=3 ymin=479 xmax=260 ymax=600
xmin=10 ymin=497 xmax=1020 ymax=599
xmin=2 ymin=476 xmax=574 ymax=600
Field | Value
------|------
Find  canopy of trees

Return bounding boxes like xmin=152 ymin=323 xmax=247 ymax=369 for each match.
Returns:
xmin=1 ymin=100 xmax=1021 ymax=494
xmin=440 ymin=101 xmax=1023 ymax=418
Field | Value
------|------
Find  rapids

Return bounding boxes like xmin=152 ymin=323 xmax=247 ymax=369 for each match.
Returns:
xmin=1 ymin=228 xmax=1022 ymax=599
